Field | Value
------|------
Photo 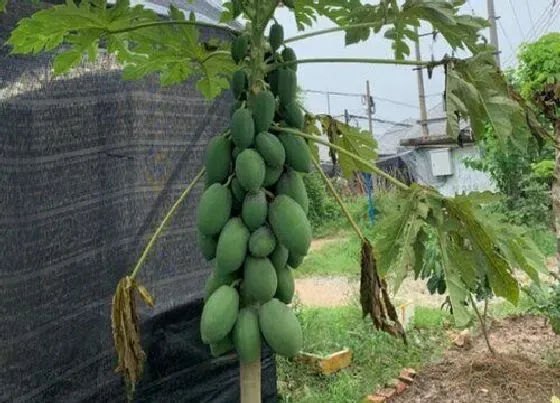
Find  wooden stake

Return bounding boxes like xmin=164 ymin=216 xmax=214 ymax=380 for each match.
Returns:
xmin=240 ymin=360 xmax=261 ymax=403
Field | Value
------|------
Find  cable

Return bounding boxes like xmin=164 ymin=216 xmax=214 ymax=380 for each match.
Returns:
xmin=508 ymin=0 xmax=526 ymax=38
xmin=498 ymin=19 xmax=516 ymax=56
xmin=525 ymin=0 xmax=535 ymax=27
xmin=503 ymin=1 xmax=555 ymax=66
xmin=302 ymin=88 xmax=420 ymax=109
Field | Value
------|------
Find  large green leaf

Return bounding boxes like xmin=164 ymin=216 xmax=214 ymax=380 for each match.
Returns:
xmin=317 ymin=115 xmax=377 ymax=178
xmin=6 ymin=0 xmax=235 ymax=98
xmin=446 ymin=52 xmax=530 ymax=150
xmin=374 ymin=185 xmax=428 ymax=289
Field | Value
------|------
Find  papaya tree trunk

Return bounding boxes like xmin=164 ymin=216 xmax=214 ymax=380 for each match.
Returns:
xmin=554 ymin=119 xmax=560 ymax=275
xmin=240 ymin=360 xmax=261 ymax=403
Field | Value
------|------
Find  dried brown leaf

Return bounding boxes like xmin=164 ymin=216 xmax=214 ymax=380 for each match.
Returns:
xmin=111 ymin=276 xmax=154 ymax=400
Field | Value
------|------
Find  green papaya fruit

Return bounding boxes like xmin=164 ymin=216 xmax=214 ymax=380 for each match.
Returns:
xmin=236 ymin=149 xmax=266 ymax=192
xmin=249 ymin=226 xmax=277 ymax=257
xmin=281 ymin=47 xmax=297 ymax=71
xmin=196 ymin=183 xmax=232 ymax=236
xmin=244 ymin=257 xmax=278 ymax=303
xmin=241 ymin=190 xmax=267 ymax=231
xmin=230 ymin=108 xmax=255 ymax=149
xmin=278 ymin=133 xmax=312 ymax=173
xmin=270 ymin=243 xmax=289 ymax=271
xmin=210 ymin=336 xmax=235 ymax=357
xmin=231 ymin=70 xmax=248 ymax=100
xmin=201 ymin=285 xmax=239 ymax=344
xmin=232 ymin=34 xmax=249 ymax=64
xmin=198 ymin=231 xmax=218 ymax=260
xmin=269 ymin=195 xmax=311 ymax=256
xmin=275 ymin=265 xmax=295 ymax=304
xmin=216 ymin=217 xmax=250 ymax=274
xmin=251 ymin=90 xmax=276 ymax=133
xmin=259 ymin=298 xmax=303 ymax=357
xmin=277 ymin=68 xmax=296 ymax=105
xmin=233 ymin=308 xmax=261 ymax=363
xmin=204 ymin=135 xmax=232 ymax=186
xmin=287 ymin=251 xmax=304 ymax=268
xmin=269 ymin=23 xmax=284 ymax=52
xmin=255 ymin=132 xmax=285 ymax=168
xmin=263 ymin=164 xmax=284 ymax=187
xmin=283 ymin=102 xmax=304 ymax=130
xmin=276 ymin=170 xmax=308 ymax=213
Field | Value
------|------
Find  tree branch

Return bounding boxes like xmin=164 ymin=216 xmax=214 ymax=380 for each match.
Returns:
xmin=106 ymin=20 xmax=237 ymax=36
xmin=272 ymin=125 xmax=410 ymax=192
xmin=130 ymin=167 xmax=205 ymax=279
xmin=269 ymin=57 xmax=446 ymax=71
xmin=310 ymin=154 xmax=365 ymax=242
xmin=284 ymin=22 xmax=386 ymax=44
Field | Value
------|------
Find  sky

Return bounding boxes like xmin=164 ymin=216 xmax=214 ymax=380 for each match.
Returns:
xmin=273 ymin=0 xmax=560 ymax=136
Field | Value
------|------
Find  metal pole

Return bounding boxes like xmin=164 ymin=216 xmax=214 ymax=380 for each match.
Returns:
xmin=366 ymin=80 xmax=374 ymax=135
xmin=326 ymin=93 xmax=331 ymax=115
xmin=487 ymin=0 xmax=501 ymax=67
xmin=344 ymin=109 xmax=350 ymax=125
xmin=414 ymin=26 xmax=429 ymax=137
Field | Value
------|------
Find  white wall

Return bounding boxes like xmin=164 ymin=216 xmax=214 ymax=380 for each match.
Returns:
xmin=403 ymin=145 xmax=497 ymax=197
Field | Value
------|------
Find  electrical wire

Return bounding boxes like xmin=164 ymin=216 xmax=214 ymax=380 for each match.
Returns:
xmin=498 ymin=19 xmax=516 ymax=57
xmin=508 ymin=0 xmax=526 ymax=38
xmin=526 ymin=0 xmax=535 ymax=27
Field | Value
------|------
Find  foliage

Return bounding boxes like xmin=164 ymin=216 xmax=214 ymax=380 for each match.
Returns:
xmin=276 ymin=305 xmax=447 ymax=403
xmin=303 ymin=172 xmax=339 ymax=229
xmin=523 ymin=282 xmax=560 ymax=335
xmin=517 ymin=33 xmax=560 ymax=103
xmin=374 ymin=185 xmax=548 ymax=326
xmin=6 ymin=1 xmax=236 ymax=98
xmin=290 ymin=0 xmax=488 ymax=59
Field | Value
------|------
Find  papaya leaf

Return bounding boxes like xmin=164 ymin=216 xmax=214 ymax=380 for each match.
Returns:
xmin=374 ymin=185 xmax=428 ymax=289
xmin=435 ymin=228 xmax=471 ymax=327
xmin=6 ymin=0 xmax=235 ymax=98
xmin=446 ymin=52 xmax=530 ymax=151
xmin=303 ymin=113 xmax=322 ymax=164
xmin=316 ymin=115 xmax=377 ymax=178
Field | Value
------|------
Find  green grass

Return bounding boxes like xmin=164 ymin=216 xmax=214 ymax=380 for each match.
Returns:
xmin=295 ymin=235 xmax=362 ymax=278
xmin=277 ymin=305 xmax=448 ymax=403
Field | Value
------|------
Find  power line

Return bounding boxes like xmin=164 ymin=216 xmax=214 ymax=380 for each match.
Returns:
xmin=525 ymin=0 xmax=535 ymax=27
xmin=302 ymin=88 xmax=420 ymax=109
xmin=503 ymin=2 xmax=555 ymax=66
xmin=508 ymin=0 xmax=526 ymax=38
xmin=498 ymin=19 xmax=516 ymax=56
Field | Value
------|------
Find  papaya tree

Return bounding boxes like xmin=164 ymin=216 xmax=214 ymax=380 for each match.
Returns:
xmin=4 ymin=0 xmax=550 ymax=400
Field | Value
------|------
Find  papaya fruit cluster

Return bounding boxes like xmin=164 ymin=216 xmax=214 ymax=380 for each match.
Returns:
xmin=196 ymin=21 xmax=313 ymax=362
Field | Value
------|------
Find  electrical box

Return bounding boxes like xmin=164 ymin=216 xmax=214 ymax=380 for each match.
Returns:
xmin=429 ymin=148 xmax=453 ymax=176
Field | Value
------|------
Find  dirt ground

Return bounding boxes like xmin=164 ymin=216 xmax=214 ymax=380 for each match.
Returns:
xmin=294 ymin=276 xmax=446 ymax=308
xmin=393 ymin=315 xmax=560 ymax=403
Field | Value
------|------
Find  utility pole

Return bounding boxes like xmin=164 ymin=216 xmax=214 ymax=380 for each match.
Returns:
xmin=366 ymin=80 xmax=373 ymax=136
xmin=487 ymin=0 xmax=501 ymax=67
xmin=414 ymin=26 xmax=429 ymax=137
xmin=344 ymin=109 xmax=350 ymax=125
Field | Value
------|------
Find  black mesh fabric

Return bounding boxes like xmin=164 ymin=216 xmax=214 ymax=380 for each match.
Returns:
xmin=0 ymin=2 xmax=276 ymax=402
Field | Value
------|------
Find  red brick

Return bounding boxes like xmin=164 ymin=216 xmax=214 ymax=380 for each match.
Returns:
xmin=401 ymin=368 xmax=417 ymax=378
xmin=377 ymin=388 xmax=396 ymax=399
xmin=364 ymin=396 xmax=387 ymax=402
xmin=398 ymin=375 xmax=414 ymax=384
xmin=394 ymin=381 xmax=407 ymax=395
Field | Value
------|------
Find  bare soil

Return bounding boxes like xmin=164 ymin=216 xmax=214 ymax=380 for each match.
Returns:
xmin=393 ymin=315 xmax=560 ymax=403
xmin=294 ymin=276 xmax=446 ymax=308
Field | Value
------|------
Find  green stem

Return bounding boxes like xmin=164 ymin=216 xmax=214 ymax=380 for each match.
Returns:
xmin=273 ymin=125 xmax=410 ymax=191
xmin=284 ymin=22 xmax=386 ymax=44
xmin=106 ymin=20 xmax=237 ymax=36
xmin=469 ymin=294 xmax=495 ymax=354
xmin=200 ymin=50 xmax=231 ymax=64
xmin=130 ymin=167 xmax=206 ymax=279
xmin=310 ymin=154 xmax=365 ymax=242
xmin=269 ymin=57 xmax=444 ymax=71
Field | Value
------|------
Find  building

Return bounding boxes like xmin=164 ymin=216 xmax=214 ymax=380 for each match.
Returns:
xmin=375 ymin=102 xmax=497 ymax=196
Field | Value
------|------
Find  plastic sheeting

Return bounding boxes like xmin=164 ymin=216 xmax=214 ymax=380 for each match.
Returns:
xmin=0 ymin=1 xmax=276 ymax=401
